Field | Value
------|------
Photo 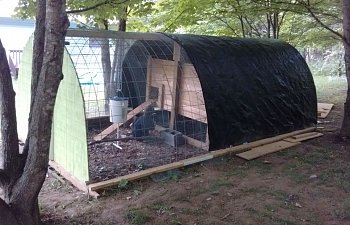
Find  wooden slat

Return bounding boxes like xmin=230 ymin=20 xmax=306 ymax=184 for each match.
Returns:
xmin=318 ymin=103 xmax=334 ymax=119
xmin=145 ymin=57 xmax=152 ymax=101
xmin=169 ymin=43 xmax=181 ymax=129
xmin=236 ymin=141 xmax=300 ymax=160
xmin=284 ymin=132 xmax=323 ymax=143
xmin=158 ymin=84 xmax=165 ymax=109
xmin=184 ymin=136 xmax=209 ymax=151
xmin=210 ymin=127 xmax=315 ymax=158
xmin=88 ymin=127 xmax=315 ymax=192
xmin=89 ymin=161 xmax=184 ymax=191
xmin=93 ymin=101 xmax=153 ymax=141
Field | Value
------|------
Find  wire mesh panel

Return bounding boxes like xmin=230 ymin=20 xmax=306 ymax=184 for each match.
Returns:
xmin=66 ymin=30 xmax=209 ymax=182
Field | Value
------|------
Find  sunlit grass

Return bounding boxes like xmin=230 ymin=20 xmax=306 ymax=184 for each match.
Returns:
xmin=313 ymin=75 xmax=347 ymax=105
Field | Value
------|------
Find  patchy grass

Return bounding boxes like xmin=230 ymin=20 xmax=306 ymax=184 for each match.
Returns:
xmin=125 ymin=208 xmax=151 ymax=225
xmin=313 ymin=75 xmax=347 ymax=104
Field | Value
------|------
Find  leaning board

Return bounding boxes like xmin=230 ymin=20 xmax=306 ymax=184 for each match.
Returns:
xmin=318 ymin=103 xmax=334 ymax=119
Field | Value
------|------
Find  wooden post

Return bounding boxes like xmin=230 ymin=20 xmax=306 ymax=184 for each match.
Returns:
xmin=158 ymin=84 xmax=165 ymax=109
xmin=205 ymin=127 xmax=209 ymax=149
xmin=145 ymin=57 xmax=152 ymax=101
xmin=169 ymin=43 xmax=181 ymax=130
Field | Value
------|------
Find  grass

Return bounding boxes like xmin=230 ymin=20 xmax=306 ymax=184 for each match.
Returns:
xmin=313 ymin=75 xmax=347 ymax=104
xmin=208 ymin=179 xmax=232 ymax=192
xmin=334 ymin=197 xmax=350 ymax=219
xmin=126 ymin=208 xmax=151 ymax=225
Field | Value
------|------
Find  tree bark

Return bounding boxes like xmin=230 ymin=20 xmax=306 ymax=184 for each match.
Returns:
xmin=0 ymin=0 xmax=69 ymax=224
xmin=0 ymin=198 xmax=18 ymax=225
xmin=22 ymin=0 xmax=47 ymax=179
xmin=0 ymin=39 xmax=20 ymax=193
xmin=340 ymin=0 xmax=350 ymax=137
xmin=100 ymin=20 xmax=112 ymax=112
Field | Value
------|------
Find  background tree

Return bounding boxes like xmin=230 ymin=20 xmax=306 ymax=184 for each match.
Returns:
xmin=340 ymin=0 xmax=350 ymax=137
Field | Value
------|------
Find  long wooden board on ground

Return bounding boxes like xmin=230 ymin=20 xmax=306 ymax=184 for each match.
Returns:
xmin=318 ymin=103 xmax=334 ymax=119
xmin=284 ymin=132 xmax=323 ymax=143
xmin=93 ymin=101 xmax=154 ymax=141
xmin=236 ymin=141 xmax=301 ymax=160
xmin=88 ymin=127 xmax=315 ymax=192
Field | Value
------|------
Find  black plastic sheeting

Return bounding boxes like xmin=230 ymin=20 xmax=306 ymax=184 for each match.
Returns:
xmin=164 ymin=34 xmax=317 ymax=151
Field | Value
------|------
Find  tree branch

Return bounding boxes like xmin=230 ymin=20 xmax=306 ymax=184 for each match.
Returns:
xmin=67 ymin=0 xmax=129 ymax=14
xmin=0 ymin=39 xmax=20 ymax=184
xmin=296 ymin=0 xmax=344 ymax=42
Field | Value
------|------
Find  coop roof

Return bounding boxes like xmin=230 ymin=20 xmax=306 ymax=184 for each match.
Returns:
xmin=164 ymin=34 xmax=317 ymax=150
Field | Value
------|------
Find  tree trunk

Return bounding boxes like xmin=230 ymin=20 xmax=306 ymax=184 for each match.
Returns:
xmin=0 ymin=0 xmax=69 ymax=224
xmin=0 ymin=198 xmax=18 ymax=225
xmin=119 ymin=18 xmax=127 ymax=32
xmin=100 ymin=20 xmax=112 ymax=112
xmin=340 ymin=0 xmax=350 ymax=137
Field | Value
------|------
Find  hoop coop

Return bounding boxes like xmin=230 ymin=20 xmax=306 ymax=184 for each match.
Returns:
xmin=16 ymin=29 xmax=317 ymax=192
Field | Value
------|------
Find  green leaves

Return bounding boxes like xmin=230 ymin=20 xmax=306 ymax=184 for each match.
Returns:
xmin=13 ymin=0 xmax=343 ymax=48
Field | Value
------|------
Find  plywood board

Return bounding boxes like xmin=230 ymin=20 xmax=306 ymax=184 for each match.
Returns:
xmin=284 ymin=132 xmax=323 ymax=143
xmin=318 ymin=103 xmax=334 ymax=119
xmin=149 ymin=58 xmax=207 ymax=123
xmin=236 ymin=140 xmax=300 ymax=160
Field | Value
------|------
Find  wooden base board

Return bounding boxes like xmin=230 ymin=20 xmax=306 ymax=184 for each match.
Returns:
xmin=236 ymin=140 xmax=300 ymax=160
xmin=88 ymin=127 xmax=315 ymax=192
xmin=284 ymin=132 xmax=323 ymax=143
xmin=318 ymin=103 xmax=334 ymax=119
xmin=48 ymin=161 xmax=100 ymax=198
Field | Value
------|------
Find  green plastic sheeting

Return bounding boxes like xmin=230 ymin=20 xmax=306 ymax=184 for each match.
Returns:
xmin=16 ymin=36 xmax=89 ymax=183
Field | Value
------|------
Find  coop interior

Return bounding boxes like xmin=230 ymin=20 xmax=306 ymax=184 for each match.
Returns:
xmin=65 ymin=32 xmax=210 ymax=182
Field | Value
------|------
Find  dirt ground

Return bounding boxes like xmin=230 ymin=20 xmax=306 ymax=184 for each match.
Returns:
xmin=40 ymin=77 xmax=350 ymax=225
xmin=88 ymin=128 xmax=207 ymax=182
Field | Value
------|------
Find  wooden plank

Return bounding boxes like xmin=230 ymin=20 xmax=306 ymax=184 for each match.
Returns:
xmin=210 ymin=127 xmax=315 ymax=158
xmin=158 ymin=84 xmax=165 ymax=109
xmin=88 ymin=127 xmax=315 ymax=192
xmin=169 ymin=43 xmax=181 ymax=129
xmin=184 ymin=135 xmax=209 ymax=151
xmin=89 ymin=161 xmax=184 ymax=191
xmin=236 ymin=141 xmax=300 ymax=160
xmin=292 ymin=132 xmax=319 ymax=139
xmin=49 ymin=160 xmax=88 ymax=192
xmin=145 ymin=57 xmax=152 ymax=101
xmin=318 ymin=103 xmax=334 ymax=119
xmin=205 ymin=128 xmax=209 ymax=147
xmin=93 ymin=101 xmax=153 ymax=141
xmin=284 ymin=132 xmax=323 ymax=143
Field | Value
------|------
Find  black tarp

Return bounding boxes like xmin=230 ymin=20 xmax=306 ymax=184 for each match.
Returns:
xmin=165 ymin=34 xmax=317 ymax=150
xmin=122 ymin=34 xmax=317 ymax=151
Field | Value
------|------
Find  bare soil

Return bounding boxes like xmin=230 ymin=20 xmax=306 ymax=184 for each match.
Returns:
xmin=88 ymin=128 xmax=207 ymax=182
xmin=40 ymin=79 xmax=350 ymax=225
